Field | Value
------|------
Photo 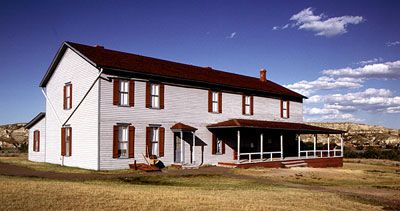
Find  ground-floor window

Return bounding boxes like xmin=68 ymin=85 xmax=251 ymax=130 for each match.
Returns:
xmin=62 ymin=127 xmax=72 ymax=157
xmin=33 ymin=130 xmax=40 ymax=152
xmin=118 ymin=126 xmax=129 ymax=158
xmin=151 ymin=127 xmax=159 ymax=156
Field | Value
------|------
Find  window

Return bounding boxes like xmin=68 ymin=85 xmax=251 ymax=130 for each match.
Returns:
xmin=216 ymin=138 xmax=223 ymax=154
xmin=64 ymin=83 xmax=72 ymax=110
xmin=33 ymin=130 xmax=40 ymax=152
xmin=118 ymin=126 xmax=129 ymax=158
xmin=64 ymin=127 xmax=71 ymax=157
xmin=151 ymin=84 xmax=160 ymax=108
xmin=244 ymin=96 xmax=251 ymax=115
xmin=151 ymin=127 xmax=159 ymax=156
xmin=281 ymin=100 xmax=289 ymax=118
xmin=119 ymin=80 xmax=129 ymax=106
xmin=212 ymin=92 xmax=219 ymax=113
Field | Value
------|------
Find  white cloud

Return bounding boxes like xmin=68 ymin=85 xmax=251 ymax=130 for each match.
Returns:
xmin=357 ymin=57 xmax=383 ymax=65
xmin=323 ymin=60 xmax=400 ymax=79
xmin=386 ymin=41 xmax=400 ymax=47
xmin=288 ymin=7 xmax=363 ymax=37
xmin=305 ymin=113 xmax=361 ymax=122
xmin=272 ymin=24 xmax=289 ymax=31
xmin=286 ymin=76 xmax=363 ymax=96
xmin=226 ymin=32 xmax=237 ymax=39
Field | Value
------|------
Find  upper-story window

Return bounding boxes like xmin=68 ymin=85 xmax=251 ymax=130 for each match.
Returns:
xmin=151 ymin=84 xmax=160 ymax=108
xmin=119 ymin=80 xmax=129 ymax=106
xmin=208 ymin=91 xmax=222 ymax=113
xmin=281 ymin=99 xmax=290 ymax=118
xmin=113 ymin=79 xmax=134 ymax=107
xmin=63 ymin=83 xmax=72 ymax=110
xmin=242 ymin=95 xmax=253 ymax=115
xmin=146 ymin=82 xmax=164 ymax=109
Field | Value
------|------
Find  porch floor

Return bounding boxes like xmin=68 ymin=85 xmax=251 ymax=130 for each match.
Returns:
xmin=218 ymin=157 xmax=343 ymax=168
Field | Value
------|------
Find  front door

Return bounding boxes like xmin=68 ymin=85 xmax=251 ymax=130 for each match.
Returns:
xmin=174 ymin=134 xmax=181 ymax=163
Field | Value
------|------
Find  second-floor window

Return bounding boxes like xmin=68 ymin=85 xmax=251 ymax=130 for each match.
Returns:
xmin=151 ymin=84 xmax=160 ymax=108
xmin=281 ymin=99 xmax=290 ymax=118
xmin=242 ymin=95 xmax=253 ymax=115
xmin=63 ymin=83 xmax=72 ymax=110
xmin=208 ymin=91 xmax=222 ymax=113
xmin=212 ymin=92 xmax=219 ymax=112
xmin=119 ymin=80 xmax=129 ymax=106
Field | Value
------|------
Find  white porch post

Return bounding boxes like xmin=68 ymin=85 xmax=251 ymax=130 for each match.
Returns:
xmin=237 ymin=130 xmax=241 ymax=164
xmin=313 ymin=134 xmax=317 ymax=158
xmin=192 ymin=131 xmax=195 ymax=164
xmin=260 ymin=133 xmax=264 ymax=160
xmin=180 ymin=131 xmax=184 ymax=164
xmin=327 ymin=136 xmax=330 ymax=157
xmin=280 ymin=133 xmax=283 ymax=160
xmin=298 ymin=135 xmax=301 ymax=158
xmin=340 ymin=134 xmax=344 ymax=157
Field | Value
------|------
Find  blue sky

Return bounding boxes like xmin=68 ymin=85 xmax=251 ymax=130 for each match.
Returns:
xmin=0 ymin=0 xmax=399 ymax=128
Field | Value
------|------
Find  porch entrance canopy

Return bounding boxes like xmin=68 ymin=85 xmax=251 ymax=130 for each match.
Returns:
xmin=207 ymin=119 xmax=344 ymax=134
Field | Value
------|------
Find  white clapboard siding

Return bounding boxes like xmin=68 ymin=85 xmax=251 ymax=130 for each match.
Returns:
xmin=44 ymin=48 xmax=99 ymax=170
xmin=99 ymin=77 xmax=303 ymax=170
xmin=28 ymin=118 xmax=46 ymax=162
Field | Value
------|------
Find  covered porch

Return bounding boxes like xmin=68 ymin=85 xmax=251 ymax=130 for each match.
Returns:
xmin=207 ymin=119 xmax=345 ymax=167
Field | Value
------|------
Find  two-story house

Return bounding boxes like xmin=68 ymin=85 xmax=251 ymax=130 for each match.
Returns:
xmin=26 ymin=42 xmax=344 ymax=170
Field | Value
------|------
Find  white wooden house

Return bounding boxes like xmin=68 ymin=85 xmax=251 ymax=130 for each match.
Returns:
xmin=26 ymin=42 xmax=344 ymax=170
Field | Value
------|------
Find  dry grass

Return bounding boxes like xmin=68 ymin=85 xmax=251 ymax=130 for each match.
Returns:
xmin=1 ymin=157 xmax=399 ymax=210
xmin=0 ymin=175 xmax=382 ymax=211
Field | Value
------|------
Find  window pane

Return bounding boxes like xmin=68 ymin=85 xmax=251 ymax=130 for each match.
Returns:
xmin=152 ymin=96 xmax=159 ymax=108
xmin=212 ymin=102 xmax=218 ymax=112
xmin=283 ymin=101 xmax=287 ymax=109
xmin=245 ymin=105 xmax=250 ymax=114
xmin=151 ymin=84 xmax=159 ymax=95
xmin=245 ymin=96 xmax=250 ymax=105
xmin=120 ymin=81 xmax=128 ymax=92
xmin=212 ymin=92 xmax=218 ymax=101
xmin=152 ymin=142 xmax=158 ymax=156
xmin=216 ymin=139 xmax=222 ymax=153
xmin=120 ymin=93 xmax=128 ymax=105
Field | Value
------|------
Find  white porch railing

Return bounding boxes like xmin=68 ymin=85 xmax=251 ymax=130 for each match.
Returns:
xmin=299 ymin=148 xmax=342 ymax=158
xmin=239 ymin=151 xmax=282 ymax=163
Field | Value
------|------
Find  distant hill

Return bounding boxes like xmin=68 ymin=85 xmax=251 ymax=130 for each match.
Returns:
xmin=304 ymin=122 xmax=400 ymax=149
xmin=0 ymin=123 xmax=28 ymax=149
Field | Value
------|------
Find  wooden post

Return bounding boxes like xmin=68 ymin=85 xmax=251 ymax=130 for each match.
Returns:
xmin=340 ymin=134 xmax=344 ymax=157
xmin=237 ymin=130 xmax=241 ymax=164
xmin=280 ymin=133 xmax=283 ymax=160
xmin=298 ymin=135 xmax=301 ymax=158
xmin=260 ymin=133 xmax=264 ymax=160
xmin=192 ymin=131 xmax=195 ymax=164
xmin=327 ymin=136 xmax=330 ymax=157
xmin=313 ymin=134 xmax=317 ymax=158
xmin=180 ymin=131 xmax=184 ymax=164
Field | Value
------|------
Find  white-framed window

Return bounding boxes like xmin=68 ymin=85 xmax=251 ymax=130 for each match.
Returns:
xmin=65 ymin=83 xmax=72 ymax=110
xmin=282 ymin=100 xmax=289 ymax=118
xmin=151 ymin=84 xmax=160 ymax=108
xmin=212 ymin=92 xmax=219 ymax=113
xmin=151 ymin=127 xmax=159 ymax=156
xmin=119 ymin=80 xmax=129 ymax=106
xmin=216 ymin=138 xmax=223 ymax=154
xmin=244 ymin=96 xmax=251 ymax=115
xmin=118 ymin=126 xmax=129 ymax=158
xmin=65 ymin=127 xmax=71 ymax=157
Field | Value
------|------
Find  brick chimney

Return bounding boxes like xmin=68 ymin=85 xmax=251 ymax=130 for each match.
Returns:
xmin=260 ymin=69 xmax=267 ymax=82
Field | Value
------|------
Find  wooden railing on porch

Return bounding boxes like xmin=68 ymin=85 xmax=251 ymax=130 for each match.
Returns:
xmin=299 ymin=148 xmax=343 ymax=158
xmin=239 ymin=151 xmax=282 ymax=163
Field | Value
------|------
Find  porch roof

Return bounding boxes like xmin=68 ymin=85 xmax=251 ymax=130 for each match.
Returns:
xmin=171 ymin=122 xmax=198 ymax=132
xmin=207 ymin=119 xmax=344 ymax=134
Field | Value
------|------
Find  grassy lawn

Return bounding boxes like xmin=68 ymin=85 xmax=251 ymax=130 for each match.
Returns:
xmin=1 ymin=156 xmax=399 ymax=210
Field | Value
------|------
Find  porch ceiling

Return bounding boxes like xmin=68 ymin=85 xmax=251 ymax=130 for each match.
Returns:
xmin=207 ymin=119 xmax=344 ymax=134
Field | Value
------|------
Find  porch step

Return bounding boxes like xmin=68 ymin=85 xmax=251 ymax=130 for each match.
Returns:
xmin=282 ymin=160 xmax=308 ymax=168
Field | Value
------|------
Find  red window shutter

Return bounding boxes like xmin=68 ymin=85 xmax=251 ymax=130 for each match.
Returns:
xmin=218 ymin=92 xmax=222 ymax=113
xmin=146 ymin=127 xmax=151 ymax=157
xmin=208 ymin=90 xmax=212 ymax=112
xmin=63 ymin=85 xmax=67 ymax=109
xmin=113 ymin=126 xmax=119 ymax=158
xmin=159 ymin=127 xmax=165 ymax=157
xmin=113 ymin=79 xmax=120 ymax=106
xmin=69 ymin=84 xmax=72 ymax=109
xmin=222 ymin=140 xmax=225 ymax=154
xmin=242 ymin=95 xmax=245 ymax=115
xmin=211 ymin=134 xmax=217 ymax=154
xmin=287 ymin=101 xmax=290 ymax=118
xmin=33 ymin=131 xmax=37 ymax=151
xmin=160 ymin=84 xmax=165 ymax=109
xmin=128 ymin=126 xmax=135 ymax=158
xmin=61 ymin=128 xmax=66 ymax=156
xmin=233 ymin=149 xmax=237 ymax=160
xmin=69 ymin=128 xmax=72 ymax=156
xmin=145 ymin=82 xmax=151 ymax=108
xmin=129 ymin=80 xmax=135 ymax=107
xmin=280 ymin=99 xmax=284 ymax=118
xmin=250 ymin=96 xmax=254 ymax=115
xmin=37 ymin=131 xmax=40 ymax=152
